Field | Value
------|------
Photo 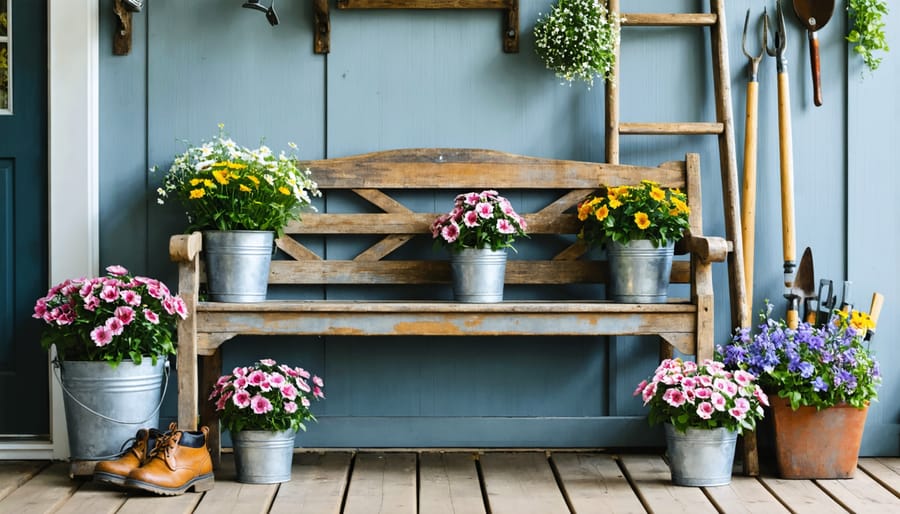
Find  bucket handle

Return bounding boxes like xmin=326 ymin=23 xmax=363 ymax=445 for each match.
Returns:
xmin=52 ymin=358 xmax=170 ymax=426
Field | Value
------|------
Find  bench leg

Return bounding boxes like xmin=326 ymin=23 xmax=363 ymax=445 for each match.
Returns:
xmin=200 ymin=351 xmax=223 ymax=468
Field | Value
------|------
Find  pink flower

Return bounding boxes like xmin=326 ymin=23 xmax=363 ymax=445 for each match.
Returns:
xmin=83 ymin=294 xmax=101 ymax=312
xmin=33 ymin=299 xmax=48 ymax=319
xmin=250 ymin=394 xmax=273 ymax=414
xmin=441 ymin=222 xmax=460 ymax=243
xmin=233 ymin=390 xmax=251 ymax=408
xmin=234 ymin=376 xmax=249 ymax=389
xmin=105 ymin=317 xmax=125 ymax=336
xmin=696 ymin=401 xmax=714 ymax=420
xmin=301 ymin=397 xmax=311 ymax=407
xmin=662 ymin=388 xmax=686 ymax=408
xmin=313 ymin=386 xmax=324 ymax=399
xmin=280 ymin=364 xmax=297 ymax=377
xmin=115 ymin=306 xmax=135 ymax=325
xmin=248 ymin=370 xmax=267 ymax=386
xmin=753 ymin=386 xmax=769 ymax=407
xmin=499 ymin=199 xmax=515 ymax=216
xmin=633 ymin=379 xmax=648 ymax=397
xmin=497 ymin=218 xmax=515 ymax=234
xmin=106 ymin=265 xmax=128 ymax=276
xmin=143 ymin=309 xmax=160 ymax=324
xmin=641 ymin=382 xmax=657 ymax=404
xmin=683 ymin=388 xmax=696 ymax=403
xmin=734 ymin=397 xmax=750 ymax=412
xmin=260 ymin=358 xmax=277 ymax=366
xmin=296 ymin=367 xmax=311 ymax=379
xmin=681 ymin=377 xmax=697 ymax=389
xmin=463 ymin=210 xmax=480 ymax=228
xmin=713 ymin=378 xmax=733 ymax=396
xmin=162 ymin=296 xmax=178 ymax=316
xmin=100 ymin=285 xmax=119 ymax=302
xmin=733 ymin=369 xmax=755 ymax=387
xmin=147 ymin=285 xmax=164 ymax=300
xmin=313 ymin=376 xmax=324 ymax=388
xmin=259 ymin=381 xmax=273 ymax=392
xmin=464 ymin=192 xmax=481 ymax=205
xmin=710 ymin=392 xmax=727 ymax=411
xmin=694 ymin=387 xmax=711 ymax=399
xmin=281 ymin=384 xmax=298 ymax=400
xmin=233 ymin=366 xmax=248 ymax=377
xmin=173 ymin=297 xmax=188 ymax=319
xmin=216 ymin=390 xmax=233 ymax=411
xmin=91 ymin=326 xmax=113 ymax=347
xmin=121 ymin=290 xmax=141 ymax=306
xmin=284 ymin=401 xmax=298 ymax=414
xmin=297 ymin=378 xmax=311 ymax=393
xmin=475 ymin=202 xmax=494 ymax=219
xmin=697 ymin=375 xmax=713 ymax=387
xmin=269 ymin=373 xmax=286 ymax=389
xmin=729 ymin=407 xmax=747 ymax=420
xmin=216 ymin=375 xmax=231 ymax=387
xmin=682 ymin=360 xmax=698 ymax=373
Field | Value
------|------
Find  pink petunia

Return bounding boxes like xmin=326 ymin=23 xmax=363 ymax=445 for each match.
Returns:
xmin=115 ymin=306 xmax=135 ymax=325
xmin=683 ymin=388 xmax=696 ymax=403
xmin=681 ymin=377 xmax=697 ymax=389
xmin=260 ymin=358 xmax=277 ymax=366
xmin=234 ymin=376 xmax=249 ymax=389
xmin=33 ymin=299 xmax=48 ymax=319
xmin=91 ymin=326 xmax=113 ymax=347
xmin=497 ymin=218 xmax=515 ymax=234
xmin=296 ymin=367 xmax=311 ymax=379
xmin=464 ymin=192 xmax=481 ymax=205
xmin=106 ymin=265 xmax=129 ymax=276
xmin=297 ymin=378 xmax=311 ymax=393
xmin=233 ymin=366 xmax=248 ymax=377
xmin=105 ymin=317 xmax=125 ymax=336
xmin=216 ymin=390 xmax=233 ymax=411
xmin=313 ymin=386 xmax=324 ymax=399
xmin=662 ymin=388 xmax=686 ymax=408
xmin=280 ymin=364 xmax=297 ymax=377
xmin=143 ymin=309 xmax=160 ymax=324
xmin=729 ymin=407 xmax=747 ymax=421
xmin=147 ymin=285 xmax=164 ymax=300
xmin=441 ymin=222 xmax=460 ymax=243
xmin=710 ymin=392 xmax=727 ymax=411
xmin=696 ymin=401 xmax=715 ymax=420
xmin=250 ymin=394 xmax=273 ymax=414
xmin=269 ymin=373 xmax=286 ymax=389
xmin=697 ymin=375 xmax=713 ymax=387
xmin=162 ymin=296 xmax=177 ymax=316
xmin=100 ymin=285 xmax=119 ymax=302
xmin=233 ymin=390 xmax=251 ymax=408
xmin=281 ymin=384 xmax=298 ymax=400
xmin=313 ymin=376 xmax=324 ymax=388
xmin=301 ymin=397 xmax=311 ymax=408
xmin=633 ymin=379 xmax=648 ymax=397
xmin=641 ymin=382 xmax=657 ymax=404
xmin=216 ymin=375 xmax=231 ymax=387
xmin=259 ymin=380 xmax=273 ymax=392
xmin=83 ymin=294 xmax=101 ymax=312
xmin=248 ymin=370 xmax=267 ymax=386
xmin=682 ymin=360 xmax=698 ymax=373
xmin=753 ymin=386 xmax=769 ymax=407
xmin=694 ymin=387 xmax=712 ymax=399
xmin=284 ymin=401 xmax=298 ymax=414
xmin=499 ymin=199 xmax=515 ymax=216
xmin=463 ymin=210 xmax=480 ymax=228
xmin=475 ymin=202 xmax=494 ymax=219
xmin=121 ymin=290 xmax=141 ymax=306
xmin=734 ymin=397 xmax=750 ymax=412
xmin=173 ymin=297 xmax=188 ymax=319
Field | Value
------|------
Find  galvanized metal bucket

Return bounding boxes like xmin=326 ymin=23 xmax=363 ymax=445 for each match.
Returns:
xmin=232 ymin=429 xmax=297 ymax=483
xmin=203 ymin=230 xmax=274 ymax=302
xmin=449 ymin=248 xmax=508 ymax=303
xmin=606 ymin=240 xmax=674 ymax=303
xmin=664 ymin=424 xmax=738 ymax=487
xmin=58 ymin=359 xmax=166 ymax=461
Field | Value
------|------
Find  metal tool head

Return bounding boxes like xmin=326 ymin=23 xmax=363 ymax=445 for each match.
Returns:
xmin=764 ymin=1 xmax=788 ymax=58
xmin=742 ymin=9 xmax=764 ymax=61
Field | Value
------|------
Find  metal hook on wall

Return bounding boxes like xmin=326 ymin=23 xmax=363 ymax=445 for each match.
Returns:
xmin=243 ymin=0 xmax=279 ymax=26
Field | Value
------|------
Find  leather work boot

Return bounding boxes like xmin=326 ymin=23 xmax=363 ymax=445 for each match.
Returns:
xmin=93 ymin=425 xmax=169 ymax=486
xmin=124 ymin=425 xmax=215 ymax=495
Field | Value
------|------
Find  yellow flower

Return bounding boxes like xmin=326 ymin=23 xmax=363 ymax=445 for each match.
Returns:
xmin=594 ymin=205 xmax=609 ymax=221
xmin=279 ymin=186 xmax=291 ymax=196
xmin=228 ymin=162 xmax=247 ymax=170
xmin=203 ymin=179 xmax=215 ymax=188
xmin=669 ymin=207 xmax=680 ymax=217
xmin=650 ymin=187 xmax=666 ymax=202
xmin=672 ymin=198 xmax=691 ymax=215
xmin=609 ymin=197 xmax=623 ymax=209
xmin=634 ymin=212 xmax=651 ymax=230
xmin=189 ymin=188 xmax=205 ymax=199
xmin=850 ymin=310 xmax=875 ymax=331
xmin=247 ymin=175 xmax=260 ymax=186
xmin=212 ymin=168 xmax=230 ymax=185
xmin=239 ymin=184 xmax=252 ymax=193
xmin=189 ymin=178 xmax=203 ymax=186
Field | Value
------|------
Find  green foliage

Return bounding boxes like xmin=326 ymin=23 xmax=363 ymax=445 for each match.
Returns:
xmin=155 ymin=125 xmax=321 ymax=239
xmin=533 ymin=0 xmax=620 ymax=87
xmin=847 ymin=0 xmax=890 ymax=72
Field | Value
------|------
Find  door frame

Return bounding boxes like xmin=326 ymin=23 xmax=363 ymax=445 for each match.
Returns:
xmin=0 ymin=0 xmax=98 ymax=460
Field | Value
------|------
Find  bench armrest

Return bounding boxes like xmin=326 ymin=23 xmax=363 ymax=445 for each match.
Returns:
xmin=170 ymin=232 xmax=203 ymax=263
xmin=682 ymin=232 xmax=730 ymax=264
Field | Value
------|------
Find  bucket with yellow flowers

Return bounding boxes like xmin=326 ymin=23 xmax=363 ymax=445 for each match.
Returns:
xmin=577 ymin=180 xmax=691 ymax=302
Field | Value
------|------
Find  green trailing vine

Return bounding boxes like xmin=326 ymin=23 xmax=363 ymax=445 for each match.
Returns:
xmin=847 ymin=0 xmax=890 ymax=72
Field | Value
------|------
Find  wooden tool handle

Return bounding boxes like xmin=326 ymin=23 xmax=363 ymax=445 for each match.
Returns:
xmin=805 ymin=305 xmax=817 ymax=325
xmin=777 ymin=72 xmax=796 ymax=272
xmin=809 ymin=31 xmax=822 ymax=106
xmin=741 ymin=81 xmax=759 ymax=322
xmin=787 ymin=305 xmax=799 ymax=330
xmin=869 ymin=292 xmax=885 ymax=326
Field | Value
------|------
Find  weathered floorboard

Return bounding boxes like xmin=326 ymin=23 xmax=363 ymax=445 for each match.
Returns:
xmin=702 ymin=475 xmax=790 ymax=513
xmin=618 ymin=455 xmax=716 ymax=513
xmin=54 ymin=481 xmax=128 ymax=514
xmin=115 ymin=488 xmax=204 ymax=514
xmin=342 ymin=452 xmax=417 ymax=514
xmin=269 ymin=452 xmax=353 ymax=514
xmin=0 ymin=462 xmax=79 ymax=514
xmin=0 ymin=461 xmax=46 ymax=502
xmin=759 ymin=476 xmax=847 ymax=514
xmin=551 ymin=453 xmax=644 ymax=514
xmin=418 ymin=452 xmax=485 ymax=514
xmin=480 ymin=452 xmax=568 ymax=514
xmin=859 ymin=457 xmax=900 ymax=496
xmin=193 ymin=454 xmax=277 ymax=514
xmin=814 ymin=468 xmax=900 ymax=513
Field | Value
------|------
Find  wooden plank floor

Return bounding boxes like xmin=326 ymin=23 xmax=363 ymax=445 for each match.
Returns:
xmin=1 ymin=453 xmax=899 ymax=514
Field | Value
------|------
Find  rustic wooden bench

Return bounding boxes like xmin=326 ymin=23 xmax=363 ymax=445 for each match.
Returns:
xmin=169 ymin=149 xmax=730 ymax=458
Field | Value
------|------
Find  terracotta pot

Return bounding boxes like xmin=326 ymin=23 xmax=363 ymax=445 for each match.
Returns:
xmin=770 ymin=397 xmax=868 ymax=479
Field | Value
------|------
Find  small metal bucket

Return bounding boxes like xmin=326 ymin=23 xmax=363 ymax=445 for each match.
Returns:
xmin=59 ymin=359 xmax=166 ymax=461
xmin=203 ymin=230 xmax=274 ymax=302
xmin=665 ymin=424 xmax=738 ymax=487
xmin=449 ymin=248 xmax=508 ymax=303
xmin=607 ymin=240 xmax=674 ymax=303
xmin=232 ymin=429 xmax=297 ymax=483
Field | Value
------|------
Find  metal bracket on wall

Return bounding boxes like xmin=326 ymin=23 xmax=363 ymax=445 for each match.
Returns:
xmin=112 ymin=0 xmax=133 ymax=56
xmin=322 ymin=0 xmax=519 ymax=54
xmin=314 ymin=0 xmax=330 ymax=54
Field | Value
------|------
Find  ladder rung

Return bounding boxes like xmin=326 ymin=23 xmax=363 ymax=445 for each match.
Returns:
xmin=619 ymin=122 xmax=724 ymax=135
xmin=622 ymin=13 xmax=718 ymax=27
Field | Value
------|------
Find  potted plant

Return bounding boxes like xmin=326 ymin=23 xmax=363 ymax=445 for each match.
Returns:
xmin=721 ymin=303 xmax=881 ymax=478
xmin=431 ymin=190 xmax=528 ymax=302
xmin=533 ymin=0 xmax=620 ymax=88
xmin=577 ymin=180 xmax=691 ymax=302
xmin=634 ymin=358 xmax=768 ymax=486
xmin=208 ymin=358 xmax=325 ymax=483
xmin=155 ymin=124 xmax=321 ymax=302
xmin=32 ymin=265 xmax=187 ymax=463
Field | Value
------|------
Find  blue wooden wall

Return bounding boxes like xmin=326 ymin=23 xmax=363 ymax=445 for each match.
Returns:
xmin=98 ymin=1 xmax=899 ymax=454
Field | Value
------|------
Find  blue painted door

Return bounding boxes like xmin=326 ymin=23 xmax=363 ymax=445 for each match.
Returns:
xmin=0 ymin=0 xmax=48 ymax=435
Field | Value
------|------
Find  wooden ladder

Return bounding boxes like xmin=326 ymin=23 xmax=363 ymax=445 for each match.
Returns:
xmin=605 ymin=0 xmax=756 ymax=475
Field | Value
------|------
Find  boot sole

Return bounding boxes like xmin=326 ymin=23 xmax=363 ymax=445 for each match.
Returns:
xmin=124 ymin=473 xmax=215 ymax=496
xmin=93 ymin=471 xmax=128 ymax=487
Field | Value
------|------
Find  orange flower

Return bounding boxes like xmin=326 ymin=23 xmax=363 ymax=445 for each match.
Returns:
xmin=594 ymin=205 xmax=609 ymax=221
xmin=634 ymin=212 xmax=650 ymax=230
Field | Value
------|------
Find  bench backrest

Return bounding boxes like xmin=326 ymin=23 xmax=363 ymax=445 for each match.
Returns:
xmin=268 ymin=149 xmax=702 ymax=288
